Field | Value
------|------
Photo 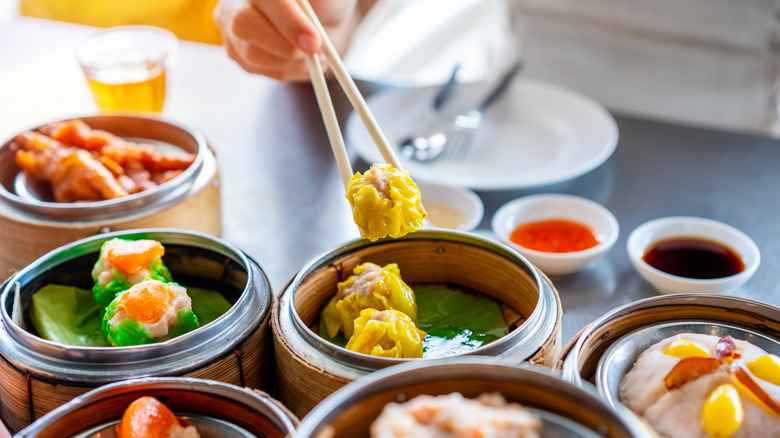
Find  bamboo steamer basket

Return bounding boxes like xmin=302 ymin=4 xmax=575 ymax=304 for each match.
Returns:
xmin=295 ymin=357 xmax=653 ymax=438
xmin=272 ymin=230 xmax=562 ymax=418
xmin=558 ymin=294 xmax=780 ymax=384
xmin=16 ymin=377 xmax=297 ymax=438
xmin=0 ymin=115 xmax=221 ymax=278
xmin=0 ymin=229 xmax=273 ymax=433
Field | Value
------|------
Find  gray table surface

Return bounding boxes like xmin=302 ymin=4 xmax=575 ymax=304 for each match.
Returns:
xmin=2 ymin=18 xmax=779 ymax=345
xmin=222 ymin=81 xmax=780 ymax=343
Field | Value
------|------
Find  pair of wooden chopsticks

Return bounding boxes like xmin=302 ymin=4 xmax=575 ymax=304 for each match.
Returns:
xmin=296 ymin=0 xmax=403 ymax=188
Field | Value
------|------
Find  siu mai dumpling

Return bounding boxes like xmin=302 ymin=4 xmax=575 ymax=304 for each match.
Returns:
xmin=92 ymin=238 xmax=172 ymax=308
xmin=346 ymin=309 xmax=425 ymax=358
xmin=321 ymin=262 xmax=417 ymax=339
xmin=346 ymin=163 xmax=426 ymax=241
xmin=102 ymin=280 xmax=198 ymax=346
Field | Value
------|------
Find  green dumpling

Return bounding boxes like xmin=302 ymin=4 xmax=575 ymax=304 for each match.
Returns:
xmin=102 ymin=280 xmax=198 ymax=346
xmin=91 ymin=238 xmax=172 ymax=308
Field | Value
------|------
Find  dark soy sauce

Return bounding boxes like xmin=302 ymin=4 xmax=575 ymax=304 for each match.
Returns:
xmin=642 ymin=238 xmax=744 ymax=279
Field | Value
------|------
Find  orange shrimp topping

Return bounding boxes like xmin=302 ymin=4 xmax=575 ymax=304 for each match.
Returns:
xmin=107 ymin=240 xmax=165 ymax=275
xmin=119 ymin=282 xmax=171 ymax=324
xmin=118 ymin=396 xmax=179 ymax=438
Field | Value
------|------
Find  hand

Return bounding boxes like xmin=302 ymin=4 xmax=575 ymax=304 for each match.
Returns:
xmin=214 ymin=0 xmax=359 ymax=81
xmin=0 ymin=419 xmax=11 ymax=438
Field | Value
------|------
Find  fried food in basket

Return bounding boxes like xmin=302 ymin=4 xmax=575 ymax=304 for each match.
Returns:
xmin=42 ymin=119 xmax=194 ymax=173
xmin=10 ymin=119 xmax=195 ymax=202
xmin=346 ymin=163 xmax=426 ymax=241
xmin=13 ymin=131 xmax=130 ymax=202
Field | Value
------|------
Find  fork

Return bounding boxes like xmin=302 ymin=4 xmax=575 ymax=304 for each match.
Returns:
xmin=443 ymin=60 xmax=524 ymax=161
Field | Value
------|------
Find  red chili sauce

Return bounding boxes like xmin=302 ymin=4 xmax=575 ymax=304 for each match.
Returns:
xmin=509 ymin=219 xmax=599 ymax=253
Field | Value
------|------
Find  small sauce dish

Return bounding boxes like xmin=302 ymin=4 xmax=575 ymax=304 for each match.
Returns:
xmin=626 ymin=216 xmax=760 ymax=294
xmin=418 ymin=181 xmax=484 ymax=231
xmin=491 ymin=194 xmax=619 ymax=275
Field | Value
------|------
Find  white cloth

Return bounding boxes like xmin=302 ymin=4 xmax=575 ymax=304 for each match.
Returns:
xmin=345 ymin=0 xmax=780 ymax=135
xmin=345 ymin=0 xmax=515 ymax=85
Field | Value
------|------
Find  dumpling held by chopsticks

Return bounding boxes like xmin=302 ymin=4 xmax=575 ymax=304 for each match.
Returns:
xmin=346 ymin=164 xmax=426 ymax=241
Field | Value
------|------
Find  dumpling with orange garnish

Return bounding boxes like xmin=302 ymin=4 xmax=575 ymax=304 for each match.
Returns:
xmin=346 ymin=163 xmax=426 ymax=241
xmin=102 ymin=280 xmax=198 ymax=346
xmin=92 ymin=238 xmax=173 ymax=308
xmin=118 ymin=396 xmax=200 ymax=438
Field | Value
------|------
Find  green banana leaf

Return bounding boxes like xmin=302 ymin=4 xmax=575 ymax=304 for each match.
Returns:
xmin=415 ymin=285 xmax=508 ymax=358
xmin=319 ymin=284 xmax=508 ymax=358
xmin=30 ymin=284 xmax=232 ymax=347
xmin=186 ymin=286 xmax=233 ymax=326
xmin=30 ymin=284 xmax=109 ymax=347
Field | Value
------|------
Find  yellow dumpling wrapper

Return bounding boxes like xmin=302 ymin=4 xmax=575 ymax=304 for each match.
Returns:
xmin=321 ymin=262 xmax=417 ymax=339
xmin=346 ymin=163 xmax=426 ymax=241
xmin=346 ymin=308 xmax=426 ymax=358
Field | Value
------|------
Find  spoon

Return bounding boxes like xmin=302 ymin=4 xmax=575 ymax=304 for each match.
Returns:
xmin=399 ymin=64 xmax=460 ymax=161
xmin=403 ymin=60 xmax=523 ymax=163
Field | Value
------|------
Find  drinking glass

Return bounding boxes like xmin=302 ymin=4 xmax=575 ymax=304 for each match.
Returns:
xmin=76 ymin=25 xmax=177 ymax=113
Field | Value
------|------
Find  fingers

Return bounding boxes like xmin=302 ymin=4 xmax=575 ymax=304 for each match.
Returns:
xmin=214 ymin=0 xmax=354 ymax=82
xmin=224 ymin=38 xmax=313 ymax=81
xmin=215 ymin=0 xmax=315 ymax=81
xmin=230 ymin=4 xmax=299 ymax=59
xmin=309 ymin=0 xmax=358 ymax=27
xmin=248 ymin=0 xmax=321 ymax=54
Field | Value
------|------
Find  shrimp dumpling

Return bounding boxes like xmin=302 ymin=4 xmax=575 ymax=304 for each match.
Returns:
xmin=102 ymin=280 xmax=198 ymax=346
xmin=346 ymin=163 xmax=426 ymax=241
xmin=92 ymin=238 xmax=172 ymax=308
xmin=346 ymin=309 xmax=426 ymax=358
xmin=321 ymin=262 xmax=417 ymax=339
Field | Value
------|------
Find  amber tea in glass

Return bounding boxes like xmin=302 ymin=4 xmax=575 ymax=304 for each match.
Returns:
xmin=77 ymin=26 xmax=177 ymax=113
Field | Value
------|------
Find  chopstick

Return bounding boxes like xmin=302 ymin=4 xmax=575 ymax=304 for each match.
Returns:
xmin=296 ymin=0 xmax=404 ymax=171
xmin=303 ymin=53 xmax=354 ymax=188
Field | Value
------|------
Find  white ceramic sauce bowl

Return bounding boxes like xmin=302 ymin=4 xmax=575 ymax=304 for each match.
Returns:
xmin=491 ymin=194 xmax=619 ymax=275
xmin=418 ymin=181 xmax=484 ymax=231
xmin=626 ymin=216 xmax=760 ymax=294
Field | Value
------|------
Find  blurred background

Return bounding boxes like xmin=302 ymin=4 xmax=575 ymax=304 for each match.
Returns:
xmin=2 ymin=0 xmax=779 ymax=136
xmin=345 ymin=0 xmax=780 ymax=137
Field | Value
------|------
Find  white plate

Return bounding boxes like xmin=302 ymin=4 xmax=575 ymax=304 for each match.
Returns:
xmin=346 ymin=78 xmax=619 ymax=190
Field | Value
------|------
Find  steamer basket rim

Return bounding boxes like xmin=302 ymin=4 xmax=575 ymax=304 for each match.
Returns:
xmin=282 ymin=229 xmax=557 ymax=370
xmin=0 ymin=114 xmax=209 ymax=221
xmin=0 ymin=228 xmax=271 ymax=380
xmin=561 ymin=293 xmax=780 ymax=385
xmin=15 ymin=376 xmax=297 ymax=437
xmin=295 ymin=356 xmax=653 ymax=438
